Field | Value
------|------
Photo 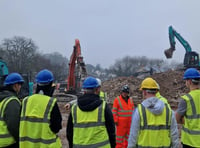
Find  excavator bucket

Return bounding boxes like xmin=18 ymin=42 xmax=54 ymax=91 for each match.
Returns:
xmin=164 ymin=47 xmax=175 ymax=59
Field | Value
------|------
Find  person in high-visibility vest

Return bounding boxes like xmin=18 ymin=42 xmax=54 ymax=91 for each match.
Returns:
xmin=0 ymin=73 xmax=24 ymax=148
xmin=65 ymin=78 xmax=107 ymax=110
xmin=128 ymin=77 xmax=179 ymax=148
xmin=176 ymin=68 xmax=200 ymax=148
xmin=112 ymin=85 xmax=134 ymax=148
xmin=155 ymin=81 xmax=171 ymax=109
xmin=19 ymin=69 xmax=62 ymax=148
xmin=66 ymin=76 xmax=116 ymax=148
xmin=96 ymin=78 xmax=108 ymax=101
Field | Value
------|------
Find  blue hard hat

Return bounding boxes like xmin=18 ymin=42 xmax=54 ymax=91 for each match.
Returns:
xmin=183 ymin=68 xmax=200 ymax=80
xmin=4 ymin=73 xmax=24 ymax=86
xmin=36 ymin=69 xmax=54 ymax=84
xmin=82 ymin=76 xmax=99 ymax=89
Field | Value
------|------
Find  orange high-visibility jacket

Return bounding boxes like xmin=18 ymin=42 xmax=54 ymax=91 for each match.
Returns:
xmin=112 ymin=95 xmax=134 ymax=125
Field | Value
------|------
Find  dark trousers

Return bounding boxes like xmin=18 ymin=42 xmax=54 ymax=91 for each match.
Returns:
xmin=182 ymin=143 xmax=195 ymax=148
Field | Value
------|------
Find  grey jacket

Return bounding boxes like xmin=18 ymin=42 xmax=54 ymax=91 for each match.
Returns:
xmin=128 ymin=97 xmax=179 ymax=148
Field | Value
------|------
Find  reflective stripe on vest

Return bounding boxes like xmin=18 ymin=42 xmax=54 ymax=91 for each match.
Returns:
xmin=115 ymin=97 xmax=133 ymax=117
xmin=137 ymin=104 xmax=171 ymax=148
xmin=19 ymin=94 xmax=61 ymax=148
xmin=0 ymin=97 xmax=20 ymax=147
xmin=72 ymin=101 xmax=110 ymax=148
xmin=181 ymin=90 xmax=200 ymax=147
xmin=100 ymin=91 xmax=106 ymax=101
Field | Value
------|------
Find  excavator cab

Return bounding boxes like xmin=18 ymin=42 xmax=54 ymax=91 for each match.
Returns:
xmin=184 ymin=51 xmax=200 ymax=69
xmin=0 ymin=59 xmax=9 ymax=88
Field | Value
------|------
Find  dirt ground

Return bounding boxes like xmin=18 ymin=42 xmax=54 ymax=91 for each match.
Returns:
xmin=102 ymin=69 xmax=187 ymax=109
xmin=57 ymin=102 xmax=68 ymax=148
xmin=57 ymin=69 xmax=187 ymax=148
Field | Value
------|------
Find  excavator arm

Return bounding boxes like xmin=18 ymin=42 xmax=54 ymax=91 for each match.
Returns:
xmin=67 ymin=39 xmax=87 ymax=94
xmin=164 ymin=26 xmax=200 ymax=69
xmin=164 ymin=26 xmax=192 ymax=58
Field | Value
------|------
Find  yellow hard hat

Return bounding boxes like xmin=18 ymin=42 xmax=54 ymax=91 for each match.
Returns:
xmin=140 ymin=77 xmax=159 ymax=90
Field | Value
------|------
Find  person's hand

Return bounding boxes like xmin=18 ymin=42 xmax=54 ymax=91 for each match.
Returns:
xmin=64 ymin=103 xmax=71 ymax=111
xmin=181 ymin=117 xmax=185 ymax=124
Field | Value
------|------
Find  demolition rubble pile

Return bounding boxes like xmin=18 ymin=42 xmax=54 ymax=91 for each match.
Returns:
xmin=102 ymin=69 xmax=188 ymax=109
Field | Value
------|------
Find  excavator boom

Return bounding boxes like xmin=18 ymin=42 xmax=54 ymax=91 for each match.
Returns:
xmin=67 ymin=39 xmax=87 ymax=94
xmin=164 ymin=26 xmax=192 ymax=58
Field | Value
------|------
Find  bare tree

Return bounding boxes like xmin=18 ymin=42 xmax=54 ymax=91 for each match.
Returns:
xmin=42 ymin=52 xmax=68 ymax=82
xmin=1 ymin=36 xmax=38 ymax=74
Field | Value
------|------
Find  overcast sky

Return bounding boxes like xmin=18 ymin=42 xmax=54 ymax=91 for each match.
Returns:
xmin=1 ymin=0 xmax=200 ymax=68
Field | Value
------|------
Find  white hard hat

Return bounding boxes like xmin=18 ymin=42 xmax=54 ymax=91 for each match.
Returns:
xmin=96 ymin=78 xmax=101 ymax=86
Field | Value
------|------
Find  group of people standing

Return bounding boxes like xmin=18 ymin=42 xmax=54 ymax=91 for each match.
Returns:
xmin=113 ymin=67 xmax=200 ymax=148
xmin=0 ymin=69 xmax=62 ymax=148
xmin=66 ymin=67 xmax=200 ymax=148
xmin=1 ymin=67 xmax=200 ymax=148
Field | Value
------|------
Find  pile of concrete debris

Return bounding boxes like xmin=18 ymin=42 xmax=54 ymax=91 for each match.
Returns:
xmin=102 ymin=69 xmax=188 ymax=109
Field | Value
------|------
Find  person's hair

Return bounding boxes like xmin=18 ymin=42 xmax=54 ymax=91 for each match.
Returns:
xmin=3 ymin=85 xmax=15 ymax=92
xmin=191 ymin=79 xmax=200 ymax=85
xmin=1 ymin=84 xmax=18 ymax=96
xmin=144 ymin=89 xmax=157 ymax=94
xmin=35 ymin=81 xmax=54 ymax=97
xmin=84 ymin=88 xmax=96 ymax=94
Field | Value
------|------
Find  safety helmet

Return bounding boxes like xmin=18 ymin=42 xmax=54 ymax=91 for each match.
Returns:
xmin=183 ymin=68 xmax=200 ymax=80
xmin=36 ymin=69 xmax=54 ymax=84
xmin=156 ymin=82 xmax=160 ymax=90
xmin=121 ymin=85 xmax=129 ymax=93
xmin=96 ymin=78 xmax=101 ymax=86
xmin=140 ymin=77 xmax=159 ymax=90
xmin=4 ymin=73 xmax=24 ymax=86
xmin=82 ymin=76 xmax=99 ymax=89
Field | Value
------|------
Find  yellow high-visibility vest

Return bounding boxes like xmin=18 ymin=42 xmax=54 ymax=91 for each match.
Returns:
xmin=71 ymin=101 xmax=110 ymax=148
xmin=100 ymin=91 xmax=107 ymax=101
xmin=0 ymin=97 xmax=20 ymax=147
xmin=181 ymin=89 xmax=200 ymax=147
xmin=19 ymin=94 xmax=61 ymax=148
xmin=156 ymin=92 xmax=171 ymax=109
xmin=137 ymin=103 xmax=172 ymax=147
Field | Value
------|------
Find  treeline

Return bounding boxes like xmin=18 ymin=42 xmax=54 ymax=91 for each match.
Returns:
xmin=88 ymin=55 xmax=181 ymax=81
xmin=0 ymin=36 xmax=68 ymax=82
xmin=0 ymin=36 xmax=181 ymax=82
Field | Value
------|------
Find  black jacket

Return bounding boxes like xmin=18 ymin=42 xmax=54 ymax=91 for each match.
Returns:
xmin=49 ymin=101 xmax=62 ymax=133
xmin=0 ymin=90 xmax=20 ymax=148
xmin=67 ymin=93 xmax=116 ymax=148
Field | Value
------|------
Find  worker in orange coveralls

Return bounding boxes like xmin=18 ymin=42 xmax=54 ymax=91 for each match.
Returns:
xmin=112 ymin=85 xmax=134 ymax=148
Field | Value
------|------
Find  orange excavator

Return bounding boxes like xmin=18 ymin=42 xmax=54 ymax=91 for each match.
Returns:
xmin=66 ymin=39 xmax=87 ymax=94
